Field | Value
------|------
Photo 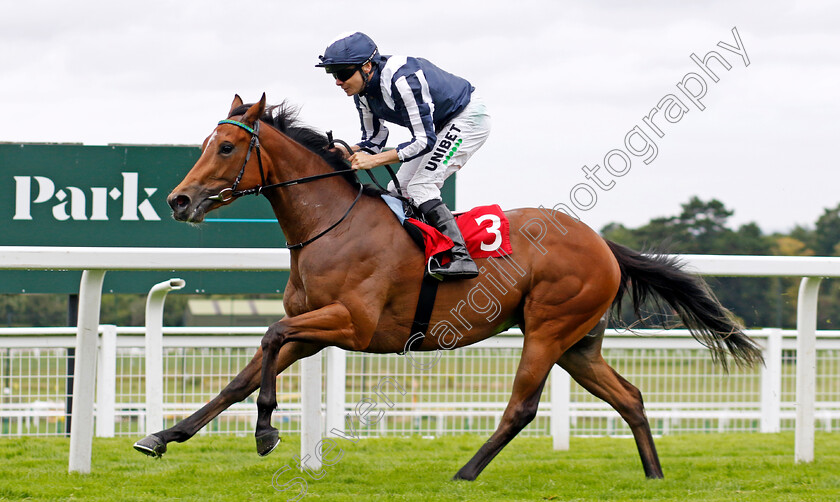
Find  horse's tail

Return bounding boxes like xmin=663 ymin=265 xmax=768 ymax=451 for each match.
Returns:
xmin=605 ymin=240 xmax=764 ymax=371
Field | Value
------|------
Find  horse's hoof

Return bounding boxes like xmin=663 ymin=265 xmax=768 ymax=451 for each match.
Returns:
xmin=451 ymin=470 xmax=475 ymax=481
xmin=133 ymin=434 xmax=167 ymax=458
xmin=256 ymin=429 xmax=281 ymax=457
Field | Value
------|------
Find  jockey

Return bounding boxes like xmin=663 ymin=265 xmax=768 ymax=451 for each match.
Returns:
xmin=316 ymin=31 xmax=491 ymax=280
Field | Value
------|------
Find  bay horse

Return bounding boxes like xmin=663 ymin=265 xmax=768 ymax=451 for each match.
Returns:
xmin=134 ymin=94 xmax=763 ymax=480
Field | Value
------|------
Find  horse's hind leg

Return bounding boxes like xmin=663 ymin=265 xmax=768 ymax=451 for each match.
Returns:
xmin=452 ymin=337 xmax=557 ymax=481
xmin=557 ymin=319 xmax=664 ymax=479
xmin=133 ymin=341 xmax=320 ymax=457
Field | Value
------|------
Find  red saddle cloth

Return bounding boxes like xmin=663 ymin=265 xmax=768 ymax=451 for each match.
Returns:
xmin=406 ymin=204 xmax=513 ymax=263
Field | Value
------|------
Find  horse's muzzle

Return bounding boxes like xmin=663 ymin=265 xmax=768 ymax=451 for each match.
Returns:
xmin=168 ymin=192 xmax=208 ymax=223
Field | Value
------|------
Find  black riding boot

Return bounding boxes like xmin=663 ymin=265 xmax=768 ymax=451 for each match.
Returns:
xmin=420 ymin=199 xmax=479 ymax=280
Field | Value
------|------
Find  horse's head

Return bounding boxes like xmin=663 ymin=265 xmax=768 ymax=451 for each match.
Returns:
xmin=167 ymin=94 xmax=267 ymax=223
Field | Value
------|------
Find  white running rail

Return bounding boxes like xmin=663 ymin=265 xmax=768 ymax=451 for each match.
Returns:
xmin=1 ymin=246 xmax=840 ymax=472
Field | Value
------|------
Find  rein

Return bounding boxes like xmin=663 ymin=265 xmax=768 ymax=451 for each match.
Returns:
xmin=325 ymin=131 xmax=404 ymax=197
xmin=210 ymin=119 xmax=364 ymax=250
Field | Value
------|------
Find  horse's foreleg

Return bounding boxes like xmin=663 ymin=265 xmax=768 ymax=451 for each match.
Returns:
xmin=255 ymin=302 xmax=357 ymax=456
xmin=452 ymin=339 xmax=558 ymax=481
xmin=133 ymin=342 xmax=319 ymax=458
xmin=558 ymin=329 xmax=663 ymax=479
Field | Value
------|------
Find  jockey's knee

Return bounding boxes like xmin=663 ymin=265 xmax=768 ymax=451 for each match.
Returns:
xmin=406 ymin=182 xmax=443 ymax=207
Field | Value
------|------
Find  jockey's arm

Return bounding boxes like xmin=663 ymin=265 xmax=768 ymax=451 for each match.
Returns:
xmin=350 ymin=148 xmax=399 ymax=171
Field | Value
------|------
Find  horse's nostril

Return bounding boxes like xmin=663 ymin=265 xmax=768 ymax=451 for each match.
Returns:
xmin=174 ymin=195 xmax=190 ymax=209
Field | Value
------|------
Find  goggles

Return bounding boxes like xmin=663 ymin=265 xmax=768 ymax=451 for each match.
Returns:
xmin=326 ymin=65 xmax=359 ymax=82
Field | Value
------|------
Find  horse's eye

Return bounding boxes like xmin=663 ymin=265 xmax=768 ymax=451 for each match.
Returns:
xmin=219 ymin=143 xmax=234 ymax=155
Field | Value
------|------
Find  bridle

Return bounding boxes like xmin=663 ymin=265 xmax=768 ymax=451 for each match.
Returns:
xmin=208 ymin=118 xmax=364 ymax=250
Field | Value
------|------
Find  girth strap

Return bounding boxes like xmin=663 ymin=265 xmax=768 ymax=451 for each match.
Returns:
xmin=404 ymin=274 xmax=441 ymax=353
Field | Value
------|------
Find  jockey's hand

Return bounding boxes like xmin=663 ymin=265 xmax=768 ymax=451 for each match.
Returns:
xmin=350 ymin=152 xmax=377 ymax=171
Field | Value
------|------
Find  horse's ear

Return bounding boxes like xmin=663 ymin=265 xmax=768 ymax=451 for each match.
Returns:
xmin=242 ymin=93 xmax=266 ymax=127
xmin=229 ymin=94 xmax=244 ymax=115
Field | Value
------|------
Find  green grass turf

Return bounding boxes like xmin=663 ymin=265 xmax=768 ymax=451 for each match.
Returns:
xmin=0 ymin=433 xmax=838 ymax=501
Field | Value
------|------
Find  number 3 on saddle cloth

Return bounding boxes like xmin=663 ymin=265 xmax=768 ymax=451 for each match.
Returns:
xmin=381 ymin=195 xmax=514 ymax=352
xmin=380 ymin=194 xmax=514 ymax=269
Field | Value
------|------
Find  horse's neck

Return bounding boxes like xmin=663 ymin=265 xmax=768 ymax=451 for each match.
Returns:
xmin=262 ymin=135 xmax=361 ymax=246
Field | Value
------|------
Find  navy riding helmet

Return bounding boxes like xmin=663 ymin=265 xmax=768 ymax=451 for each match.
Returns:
xmin=316 ymin=32 xmax=379 ymax=68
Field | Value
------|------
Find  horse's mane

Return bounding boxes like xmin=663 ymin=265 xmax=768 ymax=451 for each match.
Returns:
xmin=229 ymin=101 xmax=383 ymax=195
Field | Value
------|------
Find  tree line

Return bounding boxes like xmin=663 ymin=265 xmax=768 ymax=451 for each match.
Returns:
xmin=2 ymin=196 xmax=839 ymax=329
xmin=601 ymin=196 xmax=840 ymax=329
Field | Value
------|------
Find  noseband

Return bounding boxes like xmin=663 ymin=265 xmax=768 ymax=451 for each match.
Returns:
xmin=209 ymin=118 xmax=364 ymax=250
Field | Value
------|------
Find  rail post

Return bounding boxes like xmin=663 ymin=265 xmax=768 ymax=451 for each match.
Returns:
xmin=795 ymin=277 xmax=822 ymax=463
xmin=95 ymin=324 xmax=117 ymax=438
xmin=550 ymin=366 xmax=571 ymax=450
xmin=325 ymin=347 xmax=347 ymax=436
xmin=144 ymin=279 xmax=186 ymax=435
xmin=68 ymin=269 xmax=106 ymax=474
xmin=300 ymin=352 xmax=323 ymax=471
xmin=760 ymin=329 xmax=783 ymax=433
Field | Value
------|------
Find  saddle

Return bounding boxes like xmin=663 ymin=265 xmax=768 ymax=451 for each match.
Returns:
xmin=380 ymin=194 xmax=513 ymax=265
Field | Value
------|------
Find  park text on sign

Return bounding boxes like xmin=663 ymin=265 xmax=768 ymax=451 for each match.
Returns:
xmin=14 ymin=172 xmax=160 ymax=221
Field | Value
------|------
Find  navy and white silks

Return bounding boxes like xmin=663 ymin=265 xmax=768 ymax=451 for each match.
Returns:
xmin=354 ymin=55 xmax=491 ymax=205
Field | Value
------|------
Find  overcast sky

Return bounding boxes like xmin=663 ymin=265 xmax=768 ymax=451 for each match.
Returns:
xmin=2 ymin=1 xmax=838 ymax=234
